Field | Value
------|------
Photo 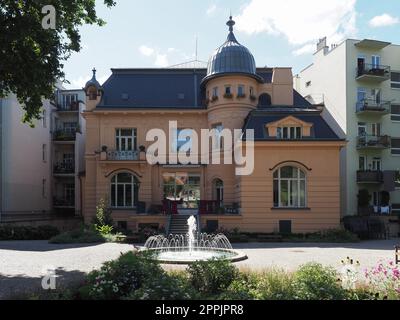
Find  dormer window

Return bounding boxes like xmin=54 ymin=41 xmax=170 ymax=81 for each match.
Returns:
xmin=277 ymin=126 xmax=302 ymax=139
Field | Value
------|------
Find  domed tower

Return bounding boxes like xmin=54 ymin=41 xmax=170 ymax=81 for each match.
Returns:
xmin=202 ymin=16 xmax=263 ymax=131
xmin=84 ymin=68 xmax=103 ymax=111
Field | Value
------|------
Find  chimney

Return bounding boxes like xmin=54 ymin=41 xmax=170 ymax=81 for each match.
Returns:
xmin=316 ymin=37 xmax=328 ymax=54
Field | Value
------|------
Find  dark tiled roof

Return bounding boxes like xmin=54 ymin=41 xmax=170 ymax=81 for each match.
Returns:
xmin=96 ymin=68 xmax=273 ymax=109
xmin=243 ymin=109 xmax=342 ymax=141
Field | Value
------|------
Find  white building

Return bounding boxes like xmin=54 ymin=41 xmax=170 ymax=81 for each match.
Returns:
xmin=0 ymin=88 xmax=86 ymax=221
xmin=294 ymin=38 xmax=400 ymax=217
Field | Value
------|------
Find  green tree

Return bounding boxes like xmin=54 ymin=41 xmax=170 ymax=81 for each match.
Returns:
xmin=0 ymin=0 xmax=115 ymax=126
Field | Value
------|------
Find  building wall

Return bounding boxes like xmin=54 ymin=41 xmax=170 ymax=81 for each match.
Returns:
xmin=295 ymin=39 xmax=400 ymax=216
xmin=1 ymin=94 xmax=52 ymax=214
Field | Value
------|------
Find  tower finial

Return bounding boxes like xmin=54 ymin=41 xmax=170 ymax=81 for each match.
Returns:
xmin=226 ymin=15 xmax=235 ymax=33
xmin=92 ymin=67 xmax=97 ymax=78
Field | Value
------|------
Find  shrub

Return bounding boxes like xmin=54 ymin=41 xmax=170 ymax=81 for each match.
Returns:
xmin=219 ymin=273 xmax=259 ymax=300
xmin=0 ymin=225 xmax=59 ymax=240
xmin=187 ymin=259 xmax=238 ymax=296
xmin=127 ymin=273 xmax=196 ymax=300
xmin=292 ymin=263 xmax=348 ymax=300
xmin=92 ymin=197 xmax=114 ymax=230
xmin=49 ymin=228 xmax=104 ymax=244
xmin=81 ymin=251 xmax=162 ymax=300
xmin=255 ymin=269 xmax=295 ymax=300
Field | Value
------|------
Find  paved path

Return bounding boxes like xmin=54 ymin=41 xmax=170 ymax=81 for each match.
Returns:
xmin=0 ymin=240 xmax=398 ymax=299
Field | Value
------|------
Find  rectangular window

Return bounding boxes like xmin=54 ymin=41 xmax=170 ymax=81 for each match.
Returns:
xmin=225 ymin=86 xmax=231 ymax=95
xmin=372 ymin=55 xmax=380 ymax=68
xmin=391 ymin=104 xmax=400 ymax=121
xmin=238 ymin=85 xmax=245 ymax=96
xmin=116 ymin=128 xmax=137 ymax=151
xmin=42 ymin=144 xmax=47 ymax=163
xmin=278 ymin=127 xmax=302 ymax=139
xmin=64 ymin=183 xmax=75 ymax=205
xmin=212 ymin=87 xmax=218 ymax=97
xmin=63 ymin=122 xmax=77 ymax=133
xmin=249 ymin=86 xmax=254 ymax=97
xmin=395 ymin=171 xmax=400 ymax=189
xmin=61 ymin=93 xmax=78 ymax=110
xmin=42 ymin=179 xmax=46 ymax=198
xmin=391 ymin=71 xmax=400 ymax=89
xmin=359 ymin=156 xmax=366 ymax=170
xmin=371 ymin=123 xmax=381 ymax=136
xmin=42 ymin=109 xmax=47 ymax=128
xmin=212 ymin=123 xmax=224 ymax=150
xmin=372 ymin=191 xmax=380 ymax=207
xmin=392 ymin=138 xmax=400 ymax=156
xmin=358 ymin=122 xmax=367 ymax=136
xmin=173 ymin=128 xmax=193 ymax=152
xmin=372 ymin=157 xmax=381 ymax=171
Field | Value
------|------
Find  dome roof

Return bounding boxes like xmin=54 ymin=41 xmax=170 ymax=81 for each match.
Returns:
xmin=84 ymin=68 xmax=101 ymax=91
xmin=202 ymin=17 xmax=262 ymax=85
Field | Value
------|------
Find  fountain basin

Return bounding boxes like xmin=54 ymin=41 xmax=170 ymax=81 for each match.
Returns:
xmin=140 ymin=247 xmax=247 ymax=264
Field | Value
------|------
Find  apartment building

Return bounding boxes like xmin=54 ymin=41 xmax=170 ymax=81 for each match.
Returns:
xmin=0 ymin=88 xmax=85 ymax=221
xmin=294 ymin=38 xmax=400 ymax=217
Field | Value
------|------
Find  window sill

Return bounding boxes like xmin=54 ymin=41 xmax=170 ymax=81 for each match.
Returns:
xmin=271 ymin=207 xmax=311 ymax=211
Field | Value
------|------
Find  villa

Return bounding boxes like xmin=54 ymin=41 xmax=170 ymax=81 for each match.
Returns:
xmin=81 ymin=17 xmax=345 ymax=234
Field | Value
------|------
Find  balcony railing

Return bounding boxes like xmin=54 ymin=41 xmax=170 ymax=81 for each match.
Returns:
xmin=106 ymin=150 xmax=139 ymax=161
xmin=53 ymin=129 xmax=77 ymax=141
xmin=356 ymin=99 xmax=391 ymax=114
xmin=57 ymin=101 xmax=79 ymax=112
xmin=53 ymin=198 xmax=75 ymax=207
xmin=357 ymin=170 xmax=383 ymax=184
xmin=356 ymin=63 xmax=390 ymax=82
xmin=357 ymin=135 xmax=391 ymax=149
xmin=53 ymin=162 xmax=75 ymax=174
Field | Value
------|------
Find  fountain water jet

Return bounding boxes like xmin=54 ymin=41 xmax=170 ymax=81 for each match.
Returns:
xmin=141 ymin=215 xmax=247 ymax=264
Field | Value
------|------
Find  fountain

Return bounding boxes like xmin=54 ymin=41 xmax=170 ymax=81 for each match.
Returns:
xmin=141 ymin=215 xmax=247 ymax=264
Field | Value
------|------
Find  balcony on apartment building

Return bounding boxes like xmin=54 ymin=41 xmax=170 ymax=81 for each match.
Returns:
xmin=356 ymin=63 xmax=391 ymax=82
xmin=53 ymin=198 xmax=75 ymax=208
xmin=357 ymin=135 xmax=391 ymax=150
xmin=357 ymin=170 xmax=383 ymax=184
xmin=53 ymin=128 xmax=78 ymax=142
xmin=53 ymin=161 xmax=75 ymax=175
xmin=56 ymin=100 xmax=80 ymax=112
xmin=356 ymin=99 xmax=391 ymax=115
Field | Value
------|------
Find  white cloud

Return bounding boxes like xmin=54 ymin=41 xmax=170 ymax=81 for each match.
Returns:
xmin=206 ymin=4 xmax=217 ymax=16
xmin=68 ymin=74 xmax=109 ymax=89
xmin=292 ymin=44 xmax=315 ymax=56
xmin=154 ymin=54 xmax=169 ymax=67
xmin=369 ymin=14 xmax=399 ymax=28
xmin=139 ymin=45 xmax=155 ymax=57
xmin=235 ymin=0 xmax=357 ymax=55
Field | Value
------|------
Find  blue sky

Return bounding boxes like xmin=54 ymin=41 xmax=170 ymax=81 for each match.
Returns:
xmin=63 ymin=0 xmax=400 ymax=88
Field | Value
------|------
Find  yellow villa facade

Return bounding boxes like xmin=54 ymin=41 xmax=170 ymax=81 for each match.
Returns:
xmin=81 ymin=18 xmax=345 ymax=234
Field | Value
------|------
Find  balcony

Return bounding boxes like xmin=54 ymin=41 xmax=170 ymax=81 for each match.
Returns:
xmin=53 ymin=129 xmax=77 ymax=142
xmin=356 ymin=64 xmax=390 ymax=82
xmin=357 ymin=170 xmax=383 ymax=184
xmin=53 ymin=198 xmax=75 ymax=208
xmin=53 ymin=162 xmax=75 ymax=175
xmin=356 ymin=99 xmax=391 ymax=115
xmin=106 ymin=150 xmax=139 ymax=161
xmin=357 ymin=135 xmax=391 ymax=150
xmin=56 ymin=101 xmax=79 ymax=112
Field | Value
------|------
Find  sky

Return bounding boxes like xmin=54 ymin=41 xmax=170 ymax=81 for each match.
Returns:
xmin=63 ymin=0 xmax=400 ymax=89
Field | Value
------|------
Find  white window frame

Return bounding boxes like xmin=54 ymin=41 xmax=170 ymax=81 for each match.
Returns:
xmin=273 ymin=167 xmax=307 ymax=208
xmin=111 ymin=173 xmax=136 ymax=208
xmin=372 ymin=55 xmax=381 ymax=68
xmin=212 ymin=87 xmax=218 ymax=98
xmin=372 ymin=157 xmax=382 ymax=171
xmin=277 ymin=126 xmax=302 ymax=139
xmin=42 ymin=109 xmax=47 ymax=128
xmin=116 ymin=128 xmax=137 ymax=151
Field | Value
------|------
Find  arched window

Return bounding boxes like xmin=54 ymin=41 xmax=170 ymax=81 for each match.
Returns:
xmin=213 ymin=179 xmax=224 ymax=207
xmin=258 ymin=93 xmax=272 ymax=107
xmin=111 ymin=172 xmax=139 ymax=208
xmin=273 ymin=166 xmax=306 ymax=208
